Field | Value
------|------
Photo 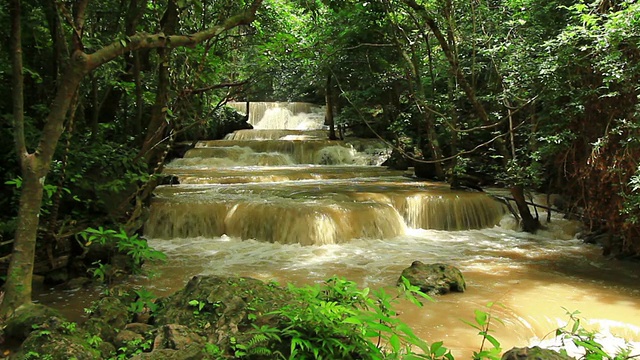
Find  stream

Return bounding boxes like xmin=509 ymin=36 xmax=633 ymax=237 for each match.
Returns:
xmin=37 ymin=102 xmax=640 ymax=358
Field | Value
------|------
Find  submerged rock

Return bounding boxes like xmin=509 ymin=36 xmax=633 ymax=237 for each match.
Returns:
xmin=502 ymin=346 xmax=574 ymax=360
xmin=398 ymin=261 xmax=466 ymax=295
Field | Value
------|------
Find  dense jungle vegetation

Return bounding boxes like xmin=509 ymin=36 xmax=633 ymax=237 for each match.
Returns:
xmin=0 ymin=0 xmax=639 ymax=351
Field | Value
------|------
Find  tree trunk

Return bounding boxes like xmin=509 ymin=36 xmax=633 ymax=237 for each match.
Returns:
xmin=1 ymin=0 xmax=263 ymax=317
xmin=511 ymin=185 xmax=539 ymax=232
xmin=2 ymin=167 xmax=44 ymax=314
xmin=126 ymin=0 xmax=145 ymax=137
xmin=140 ymin=0 xmax=179 ymax=165
xmin=325 ymin=73 xmax=337 ymax=140
xmin=2 ymin=0 xmax=87 ymax=316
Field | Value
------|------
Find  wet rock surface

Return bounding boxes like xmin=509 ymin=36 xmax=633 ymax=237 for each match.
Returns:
xmin=398 ymin=261 xmax=466 ymax=295
xmin=501 ymin=346 xmax=575 ymax=360
xmin=12 ymin=275 xmax=298 ymax=359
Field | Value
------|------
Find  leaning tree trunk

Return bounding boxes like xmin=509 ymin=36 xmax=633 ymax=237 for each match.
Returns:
xmin=140 ymin=0 xmax=179 ymax=165
xmin=325 ymin=73 xmax=338 ymax=140
xmin=1 ymin=0 xmax=263 ymax=317
xmin=3 ymin=0 xmax=87 ymax=315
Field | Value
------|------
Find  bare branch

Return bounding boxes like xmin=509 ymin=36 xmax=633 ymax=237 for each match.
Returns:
xmin=180 ymin=80 xmax=250 ymax=97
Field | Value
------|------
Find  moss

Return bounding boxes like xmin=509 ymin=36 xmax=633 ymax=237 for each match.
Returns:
xmin=4 ymin=303 xmax=63 ymax=341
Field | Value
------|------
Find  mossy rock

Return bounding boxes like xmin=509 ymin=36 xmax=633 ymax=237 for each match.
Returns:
xmin=398 ymin=261 xmax=466 ymax=295
xmin=12 ymin=317 xmax=101 ymax=360
xmin=83 ymin=292 xmax=135 ymax=343
xmin=130 ymin=343 xmax=203 ymax=360
xmin=154 ymin=275 xmax=296 ymax=351
xmin=501 ymin=346 xmax=575 ymax=360
xmin=4 ymin=303 xmax=63 ymax=341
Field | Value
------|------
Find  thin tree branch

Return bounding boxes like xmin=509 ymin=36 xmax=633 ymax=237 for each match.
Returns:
xmin=84 ymin=0 xmax=263 ymax=71
xmin=180 ymin=80 xmax=250 ymax=97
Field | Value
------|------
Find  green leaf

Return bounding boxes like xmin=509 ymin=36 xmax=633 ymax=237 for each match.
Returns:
xmin=389 ymin=334 xmax=401 ymax=352
xmin=474 ymin=310 xmax=489 ymax=326
xmin=485 ymin=334 xmax=501 ymax=349
xmin=342 ymin=316 xmax=362 ymax=325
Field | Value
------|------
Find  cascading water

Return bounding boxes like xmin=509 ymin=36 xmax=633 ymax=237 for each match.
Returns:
xmin=226 ymin=101 xmax=325 ymax=129
xmin=139 ymin=103 xmax=640 ymax=357
xmin=37 ymin=102 xmax=640 ymax=358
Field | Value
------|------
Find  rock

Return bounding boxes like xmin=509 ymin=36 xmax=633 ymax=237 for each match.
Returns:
xmin=398 ymin=261 xmax=466 ymax=295
xmin=152 ymin=324 xmax=205 ymax=351
xmin=158 ymin=174 xmax=180 ymax=185
xmin=382 ymin=149 xmax=411 ymax=170
xmin=44 ymin=268 xmax=69 ymax=285
xmin=125 ymin=322 xmax=154 ymax=335
xmin=414 ymin=161 xmax=439 ymax=180
xmin=115 ymin=329 xmax=145 ymax=349
xmin=130 ymin=343 xmax=203 ymax=360
xmin=62 ymin=276 xmax=92 ymax=290
xmin=4 ymin=303 xmax=63 ymax=341
xmin=83 ymin=295 xmax=132 ymax=343
xmin=450 ymin=174 xmax=484 ymax=192
xmin=211 ymin=106 xmax=253 ymax=140
xmin=154 ymin=275 xmax=296 ymax=352
xmin=176 ymin=106 xmax=252 ymax=142
xmin=12 ymin=316 xmax=101 ymax=360
xmin=501 ymin=346 xmax=574 ymax=360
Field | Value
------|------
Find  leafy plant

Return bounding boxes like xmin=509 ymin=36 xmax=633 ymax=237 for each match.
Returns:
xmin=86 ymin=333 xmax=103 ymax=348
xmin=202 ymin=343 xmax=224 ymax=358
xmin=60 ymin=321 xmax=78 ymax=335
xmin=129 ymin=288 xmax=159 ymax=314
xmin=231 ymin=332 xmax=280 ymax=358
xmin=461 ymin=302 xmax=504 ymax=360
xmin=113 ymin=229 xmax=167 ymax=268
xmin=232 ymin=276 xmax=448 ymax=359
xmin=553 ymin=308 xmax=634 ymax=360
xmin=188 ymin=299 xmax=207 ymax=315
xmin=79 ymin=226 xmax=166 ymax=278
xmin=112 ymin=337 xmax=153 ymax=359
xmin=88 ymin=261 xmax=110 ymax=284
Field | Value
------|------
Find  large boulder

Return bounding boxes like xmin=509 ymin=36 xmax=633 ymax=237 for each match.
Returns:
xmin=82 ymin=295 xmax=132 ymax=343
xmin=398 ymin=261 xmax=466 ymax=295
xmin=4 ymin=303 xmax=63 ymax=341
xmin=502 ymin=346 xmax=574 ymax=360
xmin=11 ymin=316 xmax=102 ymax=360
xmin=153 ymin=275 xmax=296 ymax=352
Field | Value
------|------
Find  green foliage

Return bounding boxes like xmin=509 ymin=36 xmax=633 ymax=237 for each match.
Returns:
xmin=188 ymin=299 xmax=207 ymax=315
xmin=129 ymin=288 xmax=159 ymax=314
xmin=231 ymin=276 xmax=448 ymax=359
xmin=60 ymin=321 xmax=78 ymax=335
xmin=85 ymin=333 xmax=103 ymax=348
xmin=80 ymin=226 xmax=166 ymax=283
xmin=24 ymin=351 xmax=53 ymax=360
xmin=232 ymin=331 xmax=280 ymax=358
xmin=461 ymin=303 xmax=504 ymax=360
xmin=554 ymin=308 xmax=634 ymax=360
xmin=203 ymin=342 xmax=224 ymax=358
xmin=4 ymin=176 xmax=74 ymax=216
xmin=111 ymin=337 xmax=153 ymax=359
